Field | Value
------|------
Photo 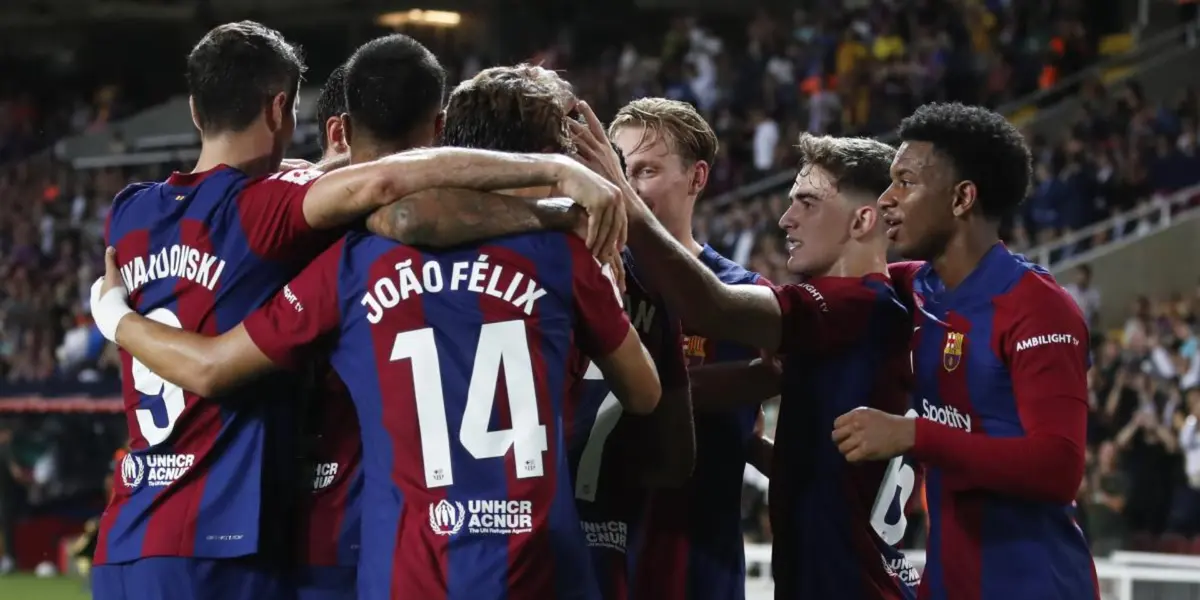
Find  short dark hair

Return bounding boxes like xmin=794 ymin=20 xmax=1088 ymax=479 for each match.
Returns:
xmin=897 ymin=102 xmax=1032 ymax=220
xmin=343 ymin=35 xmax=446 ymax=144
xmin=186 ymin=21 xmax=305 ymax=134
xmin=440 ymin=64 xmax=573 ymax=153
xmin=315 ymin=64 xmax=347 ymax=153
xmin=794 ymin=133 xmax=896 ymax=199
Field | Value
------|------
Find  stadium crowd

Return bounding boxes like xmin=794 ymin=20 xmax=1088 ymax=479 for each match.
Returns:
xmin=0 ymin=0 xmax=1194 ymax=576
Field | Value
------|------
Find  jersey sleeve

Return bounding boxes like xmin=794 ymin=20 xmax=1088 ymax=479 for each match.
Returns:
xmin=242 ymin=238 xmax=346 ymax=369
xmin=237 ymin=168 xmax=336 ymax=260
xmin=911 ymin=273 xmax=1088 ymax=503
xmin=770 ymin=276 xmax=894 ymax=356
xmin=569 ymin=236 xmax=631 ymax=359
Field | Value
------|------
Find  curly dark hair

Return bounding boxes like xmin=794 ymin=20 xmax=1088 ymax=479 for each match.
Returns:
xmin=897 ymin=102 xmax=1032 ymax=220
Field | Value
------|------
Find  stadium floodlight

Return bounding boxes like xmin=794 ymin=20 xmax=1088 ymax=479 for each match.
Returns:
xmin=376 ymin=9 xmax=462 ymax=28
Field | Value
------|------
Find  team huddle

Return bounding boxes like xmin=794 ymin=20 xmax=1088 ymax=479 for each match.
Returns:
xmin=85 ymin=20 xmax=1100 ymax=600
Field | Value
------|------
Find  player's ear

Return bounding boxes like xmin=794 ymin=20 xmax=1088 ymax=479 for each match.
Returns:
xmin=266 ymin=91 xmax=289 ymax=133
xmin=325 ymin=116 xmax=348 ymax=155
xmin=951 ymin=180 xmax=978 ymax=218
xmin=850 ymin=204 xmax=878 ymax=239
xmin=340 ymin=112 xmax=355 ymax=147
xmin=688 ymin=160 xmax=709 ymax=196
xmin=188 ymin=97 xmax=201 ymax=134
xmin=433 ymin=111 xmax=446 ymax=139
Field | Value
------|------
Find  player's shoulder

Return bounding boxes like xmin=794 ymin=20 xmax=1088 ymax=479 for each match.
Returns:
xmin=697 ymin=244 xmax=762 ymax=285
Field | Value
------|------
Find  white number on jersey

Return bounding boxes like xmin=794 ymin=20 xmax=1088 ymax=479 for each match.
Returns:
xmin=868 ymin=409 xmax=918 ymax=545
xmin=269 ymin=168 xmax=323 ymax=186
xmin=390 ymin=319 xmax=549 ymax=489
xmin=573 ymin=361 xmax=624 ymax=501
xmin=130 ymin=308 xmax=187 ymax=446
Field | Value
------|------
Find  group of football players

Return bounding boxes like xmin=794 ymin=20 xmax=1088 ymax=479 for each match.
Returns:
xmin=83 ymin=18 xmax=1100 ymax=600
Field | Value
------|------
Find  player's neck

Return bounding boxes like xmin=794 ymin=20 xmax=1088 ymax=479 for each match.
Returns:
xmin=349 ymin=139 xmax=414 ymax=164
xmin=662 ymin=216 xmax=703 ymax=255
xmin=821 ymin=245 xmax=887 ymax=278
xmin=195 ymin=134 xmax=276 ymax=177
xmin=931 ymin=222 xmax=1001 ymax=290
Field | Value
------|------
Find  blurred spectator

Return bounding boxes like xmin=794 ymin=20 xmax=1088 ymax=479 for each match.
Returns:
xmin=1064 ymin=263 xmax=1102 ymax=327
xmin=1084 ymin=440 xmax=1131 ymax=555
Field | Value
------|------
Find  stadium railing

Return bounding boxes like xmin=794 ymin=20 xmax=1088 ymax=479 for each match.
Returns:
xmin=742 ymin=544 xmax=1200 ymax=600
xmin=706 ymin=21 xmax=1200 ymax=212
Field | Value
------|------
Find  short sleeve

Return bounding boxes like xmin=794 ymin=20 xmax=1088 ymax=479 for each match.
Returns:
xmin=997 ymin=273 xmax=1090 ymax=410
xmin=243 ymin=239 xmax=346 ymax=369
xmin=569 ymin=236 xmax=631 ymax=358
xmin=771 ymin=276 xmax=894 ymax=356
xmin=238 ymin=168 xmax=335 ymax=260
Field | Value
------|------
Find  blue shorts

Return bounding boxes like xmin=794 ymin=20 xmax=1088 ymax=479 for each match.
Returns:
xmin=92 ymin=556 xmax=291 ymax=600
xmin=293 ymin=565 xmax=356 ymax=600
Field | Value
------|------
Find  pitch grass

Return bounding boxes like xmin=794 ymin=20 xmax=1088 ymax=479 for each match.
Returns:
xmin=0 ymin=574 xmax=92 ymax=600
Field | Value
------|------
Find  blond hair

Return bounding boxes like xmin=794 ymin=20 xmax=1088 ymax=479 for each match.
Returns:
xmin=608 ymin=98 xmax=718 ymax=166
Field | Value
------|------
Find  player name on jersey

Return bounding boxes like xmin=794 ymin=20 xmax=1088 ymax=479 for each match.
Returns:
xmin=118 ymin=244 xmax=228 ymax=293
xmin=359 ymin=255 xmax=547 ymax=324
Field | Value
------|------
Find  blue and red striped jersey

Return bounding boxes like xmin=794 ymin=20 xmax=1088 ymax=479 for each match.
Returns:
xmin=567 ymin=250 xmax=689 ymax=600
xmin=638 ymin=244 xmax=765 ymax=600
xmin=98 ymin=164 xmax=337 ymax=564
xmin=299 ymin=367 xmax=362 ymax=567
xmin=769 ymin=275 xmax=918 ymax=600
xmin=889 ymin=245 xmax=1098 ymax=600
xmin=243 ymin=230 xmax=632 ymax=600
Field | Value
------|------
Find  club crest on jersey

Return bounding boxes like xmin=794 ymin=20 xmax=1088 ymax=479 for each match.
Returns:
xmin=682 ymin=335 xmax=707 ymax=360
xmin=120 ymin=453 xmax=145 ymax=488
xmin=429 ymin=500 xmax=466 ymax=536
xmin=942 ymin=331 xmax=964 ymax=372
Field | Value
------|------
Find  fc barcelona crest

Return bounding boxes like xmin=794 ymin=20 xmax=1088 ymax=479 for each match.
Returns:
xmin=942 ymin=332 xmax=964 ymax=372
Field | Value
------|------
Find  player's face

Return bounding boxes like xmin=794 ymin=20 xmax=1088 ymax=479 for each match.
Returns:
xmin=877 ymin=141 xmax=957 ymax=261
xmin=612 ymin=127 xmax=697 ymax=232
xmin=778 ymin=165 xmax=854 ymax=276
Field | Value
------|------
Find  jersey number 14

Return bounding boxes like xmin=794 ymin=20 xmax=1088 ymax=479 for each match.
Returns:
xmin=390 ymin=319 xmax=549 ymax=489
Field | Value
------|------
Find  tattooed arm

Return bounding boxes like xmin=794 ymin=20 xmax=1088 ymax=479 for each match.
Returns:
xmin=366 ymin=191 xmax=585 ymax=247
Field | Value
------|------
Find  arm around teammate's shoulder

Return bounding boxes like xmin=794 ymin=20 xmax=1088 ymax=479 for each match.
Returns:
xmin=772 ymin=274 xmax=903 ymax=356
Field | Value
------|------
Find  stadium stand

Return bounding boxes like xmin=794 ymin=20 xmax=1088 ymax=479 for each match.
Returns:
xmin=4 ymin=1 xmax=1200 ymax=598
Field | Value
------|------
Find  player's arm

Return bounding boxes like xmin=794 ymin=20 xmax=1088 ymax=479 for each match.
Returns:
xmin=747 ymin=406 xmax=774 ymax=476
xmin=624 ymin=201 xmax=782 ymax=349
xmin=366 ymin=191 xmax=584 ymax=247
xmin=570 ymin=239 xmax=660 ymax=415
xmin=91 ymin=245 xmax=343 ymax=398
xmin=688 ymin=358 xmax=781 ymax=412
xmin=909 ymin=280 xmax=1089 ymax=504
xmin=634 ymin=324 xmax=696 ymax=488
xmin=302 ymin=149 xmax=620 ymax=247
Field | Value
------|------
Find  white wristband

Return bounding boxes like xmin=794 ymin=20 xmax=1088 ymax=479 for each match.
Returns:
xmin=90 ymin=277 xmax=133 ymax=343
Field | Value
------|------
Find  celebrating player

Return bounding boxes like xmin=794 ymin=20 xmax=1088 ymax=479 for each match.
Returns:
xmin=579 ymin=127 xmax=918 ymax=598
xmin=89 ymin=50 xmax=664 ymax=600
xmin=838 ymin=102 xmax=1098 ymax=599
xmin=90 ymin=23 xmax=627 ymax=600
xmin=440 ymin=66 xmax=696 ymax=599
xmin=596 ymin=97 xmax=775 ymax=599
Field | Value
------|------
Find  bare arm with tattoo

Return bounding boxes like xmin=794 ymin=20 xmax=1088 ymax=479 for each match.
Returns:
xmin=365 ymin=189 xmax=586 ymax=247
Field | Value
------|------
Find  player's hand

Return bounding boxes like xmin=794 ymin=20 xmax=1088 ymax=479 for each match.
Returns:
xmin=603 ymin=251 xmax=627 ymax=295
xmin=552 ymin=159 xmax=626 ymax=256
xmin=93 ymin=247 xmax=125 ymax=301
xmin=568 ymin=101 xmax=625 ymax=186
xmin=90 ymin=247 xmax=133 ymax=343
xmin=280 ymin=158 xmax=314 ymax=171
xmin=831 ymin=407 xmax=915 ymax=463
